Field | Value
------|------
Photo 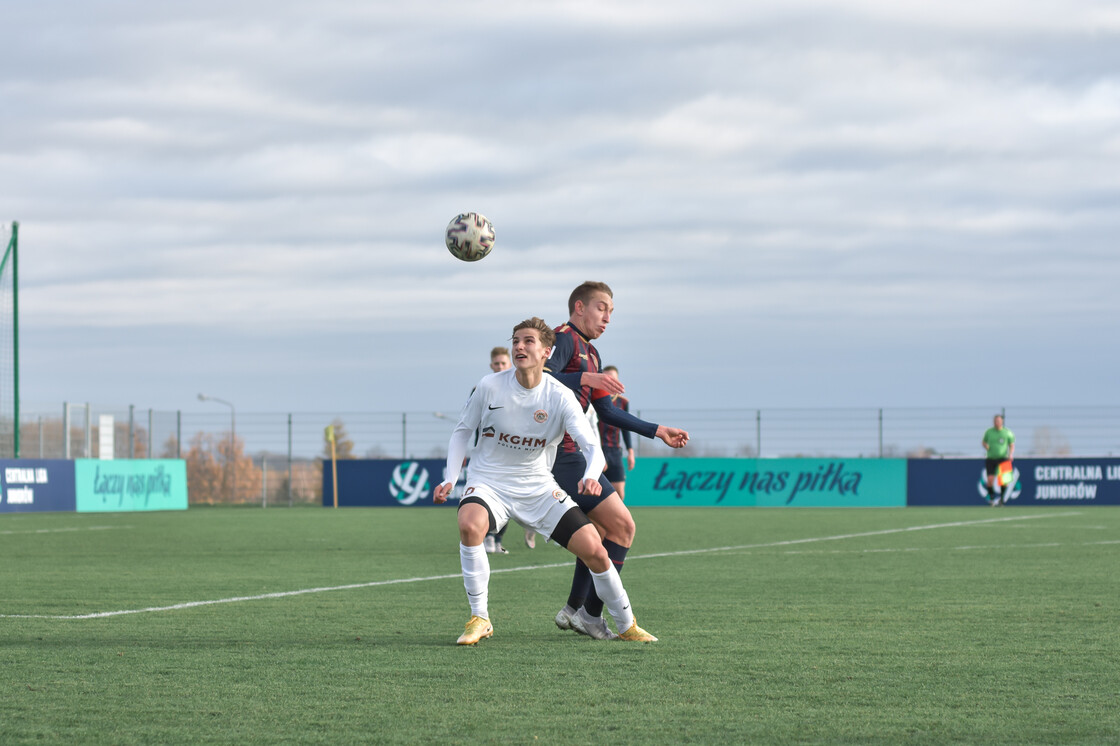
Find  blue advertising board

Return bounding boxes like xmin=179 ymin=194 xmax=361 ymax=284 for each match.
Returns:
xmin=0 ymin=459 xmax=77 ymax=514
xmin=319 ymin=457 xmax=1120 ymax=509
xmin=907 ymin=458 xmax=1120 ymax=506
xmin=323 ymin=459 xmax=458 ymax=507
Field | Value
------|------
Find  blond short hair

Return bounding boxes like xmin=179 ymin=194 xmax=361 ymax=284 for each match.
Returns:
xmin=512 ymin=317 xmax=555 ymax=348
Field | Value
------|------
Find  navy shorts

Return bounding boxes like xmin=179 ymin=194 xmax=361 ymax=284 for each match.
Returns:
xmin=552 ymin=451 xmax=615 ymax=513
xmin=603 ymin=447 xmax=626 ymax=483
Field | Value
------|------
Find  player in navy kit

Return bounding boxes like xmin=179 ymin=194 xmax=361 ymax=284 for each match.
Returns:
xmin=546 ymin=281 xmax=689 ymax=640
xmin=435 ymin=317 xmax=657 ymax=645
xmin=598 ymin=366 xmax=635 ymax=502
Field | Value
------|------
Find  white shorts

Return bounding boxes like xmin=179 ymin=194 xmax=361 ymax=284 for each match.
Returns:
xmin=460 ymin=482 xmax=581 ymax=539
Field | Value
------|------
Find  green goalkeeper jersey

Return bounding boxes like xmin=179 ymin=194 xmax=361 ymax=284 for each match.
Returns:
xmin=983 ymin=427 xmax=1015 ymax=459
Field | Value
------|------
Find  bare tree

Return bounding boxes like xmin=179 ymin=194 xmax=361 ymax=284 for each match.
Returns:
xmin=1030 ymin=427 xmax=1071 ymax=457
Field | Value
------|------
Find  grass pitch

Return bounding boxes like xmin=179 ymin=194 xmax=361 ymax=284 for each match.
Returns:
xmin=1 ymin=506 xmax=1118 ymax=744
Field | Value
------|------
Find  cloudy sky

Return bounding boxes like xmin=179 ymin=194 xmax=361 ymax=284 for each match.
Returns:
xmin=2 ymin=0 xmax=1118 ymax=418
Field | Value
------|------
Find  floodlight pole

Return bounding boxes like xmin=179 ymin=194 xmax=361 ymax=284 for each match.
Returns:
xmin=1 ymin=222 xmax=19 ymax=457
xmin=11 ymin=221 xmax=18 ymax=458
xmin=199 ymin=393 xmax=236 ymax=502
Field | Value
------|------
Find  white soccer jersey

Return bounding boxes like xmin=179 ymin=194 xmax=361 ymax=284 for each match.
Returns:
xmin=443 ymin=369 xmax=604 ymax=499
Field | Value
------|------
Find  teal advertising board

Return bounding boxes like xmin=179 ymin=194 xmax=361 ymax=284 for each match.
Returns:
xmin=628 ymin=458 xmax=907 ymax=507
xmin=75 ymin=459 xmax=189 ymax=512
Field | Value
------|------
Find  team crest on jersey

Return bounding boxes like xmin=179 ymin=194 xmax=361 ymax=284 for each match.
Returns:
xmin=534 ymin=410 xmax=548 ymax=423
xmin=481 ymin=426 xmax=496 ymax=438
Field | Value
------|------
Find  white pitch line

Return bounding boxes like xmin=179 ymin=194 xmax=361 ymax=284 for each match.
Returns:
xmin=780 ymin=542 xmax=1068 ymax=555
xmin=0 ymin=525 xmax=131 ymax=536
xmin=0 ymin=563 xmax=576 ymax=620
xmin=631 ymin=511 xmax=1083 ymax=561
xmin=0 ymin=574 xmax=469 ymax=620
xmin=0 ymin=511 xmax=1084 ymax=620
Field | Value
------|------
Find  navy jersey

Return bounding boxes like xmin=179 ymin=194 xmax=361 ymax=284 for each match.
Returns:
xmin=546 ymin=323 xmax=601 ymax=409
xmin=598 ymin=394 xmax=633 ymax=451
xmin=545 ymin=322 xmax=657 ymax=455
xmin=545 ymin=322 xmax=602 ymax=454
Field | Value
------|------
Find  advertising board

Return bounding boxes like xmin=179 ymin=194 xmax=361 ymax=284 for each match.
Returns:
xmin=74 ymin=459 xmax=189 ymax=512
xmin=627 ymin=458 xmax=907 ymax=507
xmin=323 ymin=459 xmax=457 ymax=507
xmin=907 ymin=458 xmax=1120 ymax=506
xmin=0 ymin=459 xmax=77 ymax=514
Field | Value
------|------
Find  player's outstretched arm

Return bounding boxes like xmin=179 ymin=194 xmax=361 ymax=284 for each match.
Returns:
xmin=592 ymin=395 xmax=658 ymax=439
xmin=656 ymin=425 xmax=689 ymax=449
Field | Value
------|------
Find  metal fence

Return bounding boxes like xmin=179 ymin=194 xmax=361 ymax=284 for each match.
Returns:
xmin=7 ymin=403 xmax=1118 ymax=505
xmin=13 ymin=403 xmax=1118 ymax=463
xmin=633 ymin=406 xmax=1120 ymax=460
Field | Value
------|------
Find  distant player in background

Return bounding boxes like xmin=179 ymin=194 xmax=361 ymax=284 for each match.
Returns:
xmin=546 ymin=281 xmax=689 ymax=640
xmin=488 ymin=347 xmax=510 ymax=373
xmin=435 ymin=317 xmax=657 ymax=645
xmin=982 ymin=414 xmax=1015 ymax=505
xmin=598 ymin=366 xmax=635 ymax=502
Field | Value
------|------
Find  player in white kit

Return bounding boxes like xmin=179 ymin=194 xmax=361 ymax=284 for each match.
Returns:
xmin=435 ymin=317 xmax=657 ymax=645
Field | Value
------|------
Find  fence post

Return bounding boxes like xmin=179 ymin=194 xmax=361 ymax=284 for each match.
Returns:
xmin=128 ymin=405 xmax=135 ymax=459
xmin=176 ymin=410 xmax=181 ymax=459
xmin=402 ymin=412 xmax=407 ymax=459
xmin=287 ymin=413 xmax=293 ymax=507
xmin=147 ymin=408 xmax=153 ymax=458
xmin=84 ymin=403 xmax=92 ymax=458
xmin=756 ymin=409 xmax=762 ymax=458
xmin=635 ymin=410 xmax=641 ymax=457
xmin=878 ymin=408 xmax=883 ymax=458
xmin=63 ymin=402 xmax=70 ymax=459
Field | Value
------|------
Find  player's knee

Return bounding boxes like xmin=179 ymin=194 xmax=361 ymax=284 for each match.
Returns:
xmin=580 ymin=542 xmax=610 ymax=573
xmin=590 ymin=500 xmax=635 ymax=546
xmin=606 ymin=513 xmax=635 ymax=545
xmin=567 ymin=524 xmax=610 ymax=571
xmin=458 ymin=523 xmax=486 ymax=545
xmin=457 ymin=509 xmax=489 ymax=545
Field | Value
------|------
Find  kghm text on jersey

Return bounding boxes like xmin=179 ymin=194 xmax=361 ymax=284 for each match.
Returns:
xmin=497 ymin=433 xmax=547 ymax=448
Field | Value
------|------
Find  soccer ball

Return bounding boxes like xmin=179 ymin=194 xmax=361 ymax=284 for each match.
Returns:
xmin=445 ymin=212 xmax=495 ymax=262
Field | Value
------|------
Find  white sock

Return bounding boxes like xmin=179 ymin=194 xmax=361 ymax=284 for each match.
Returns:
xmin=590 ymin=566 xmax=634 ymax=632
xmin=460 ymin=543 xmax=490 ymax=619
